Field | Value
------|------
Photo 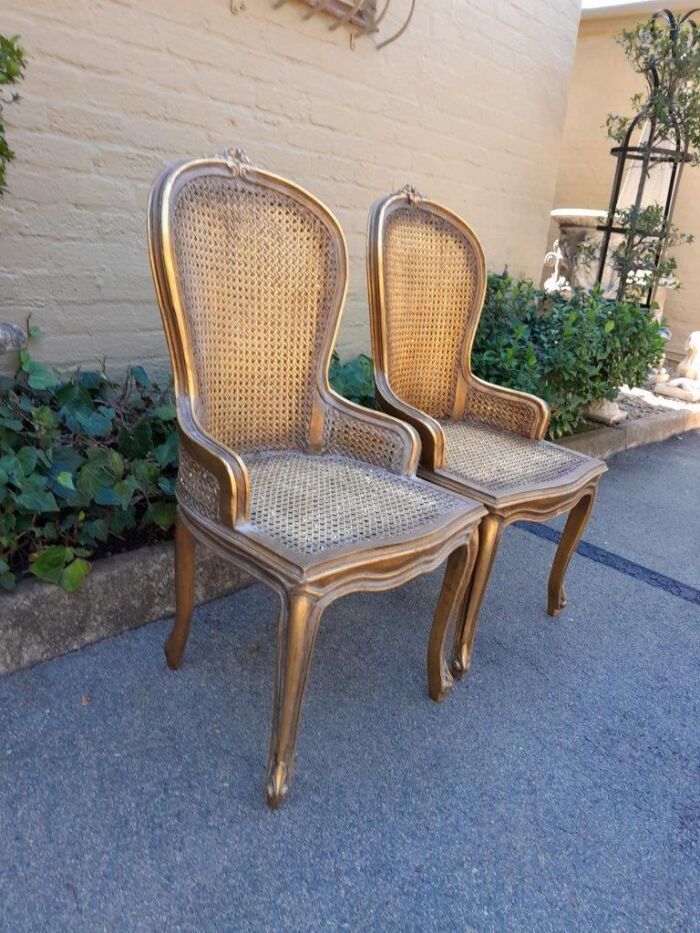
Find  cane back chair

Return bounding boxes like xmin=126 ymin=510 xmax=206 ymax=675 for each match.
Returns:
xmin=367 ymin=186 xmax=607 ymax=680
xmin=147 ymin=151 xmax=485 ymax=808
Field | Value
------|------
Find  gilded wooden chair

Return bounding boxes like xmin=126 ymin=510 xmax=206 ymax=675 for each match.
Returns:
xmin=367 ymin=186 xmax=607 ymax=681
xmin=147 ymin=151 xmax=485 ymax=808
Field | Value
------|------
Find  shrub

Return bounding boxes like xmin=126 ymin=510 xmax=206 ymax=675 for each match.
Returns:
xmin=472 ymin=273 xmax=667 ymax=437
xmin=0 ymin=332 xmax=178 ymax=592
xmin=0 ymin=34 xmax=26 ymax=197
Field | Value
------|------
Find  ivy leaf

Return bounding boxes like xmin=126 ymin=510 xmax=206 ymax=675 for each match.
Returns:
xmin=17 ymin=446 xmax=39 ymax=476
xmin=0 ymin=453 xmax=23 ymax=487
xmin=93 ymin=487 xmax=123 ymax=507
xmin=55 ymin=471 xmax=75 ymax=491
xmin=119 ymin=419 xmax=153 ymax=459
xmin=77 ymin=450 xmax=123 ymax=497
xmin=61 ymin=558 xmax=90 ymax=592
xmin=154 ymin=431 xmax=178 ymax=468
xmin=23 ymin=359 xmax=61 ymax=390
xmin=78 ymin=519 xmax=109 ymax=545
xmin=113 ymin=475 xmax=140 ymax=508
xmin=15 ymin=488 xmax=59 ymax=512
xmin=154 ymin=404 xmax=176 ymax=421
xmin=130 ymin=459 xmax=160 ymax=490
xmin=157 ymin=476 xmax=175 ymax=496
xmin=0 ymin=571 xmax=16 ymax=592
xmin=129 ymin=365 xmax=151 ymax=389
xmin=149 ymin=502 xmax=176 ymax=530
xmin=74 ymin=405 xmax=114 ymax=437
xmin=30 ymin=545 xmax=72 ymax=584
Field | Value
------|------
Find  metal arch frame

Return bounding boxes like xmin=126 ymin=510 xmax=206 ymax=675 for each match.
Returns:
xmin=595 ymin=8 xmax=700 ymax=306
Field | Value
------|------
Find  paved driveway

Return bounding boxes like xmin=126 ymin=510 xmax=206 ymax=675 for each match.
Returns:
xmin=1 ymin=433 xmax=698 ymax=932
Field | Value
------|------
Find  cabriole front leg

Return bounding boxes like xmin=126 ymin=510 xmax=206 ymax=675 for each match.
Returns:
xmin=164 ymin=514 xmax=196 ymax=670
xmin=266 ymin=590 xmax=324 ymax=809
xmin=547 ymin=487 xmax=597 ymax=617
xmin=427 ymin=532 xmax=479 ymax=702
xmin=451 ymin=514 xmax=504 ymax=679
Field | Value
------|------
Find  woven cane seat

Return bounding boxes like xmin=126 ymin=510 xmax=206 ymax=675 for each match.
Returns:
xmin=245 ymin=450 xmax=466 ymax=557
xmin=439 ymin=419 xmax=591 ymax=493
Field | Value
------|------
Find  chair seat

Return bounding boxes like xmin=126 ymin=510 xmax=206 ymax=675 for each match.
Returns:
xmin=245 ymin=450 xmax=475 ymax=559
xmin=439 ymin=418 xmax=596 ymax=496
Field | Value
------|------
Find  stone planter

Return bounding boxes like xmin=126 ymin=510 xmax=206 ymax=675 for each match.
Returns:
xmin=0 ymin=543 xmax=251 ymax=677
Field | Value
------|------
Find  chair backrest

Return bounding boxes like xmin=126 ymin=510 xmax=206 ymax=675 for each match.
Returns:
xmin=148 ymin=149 xmax=347 ymax=454
xmin=367 ymin=188 xmax=487 ymax=420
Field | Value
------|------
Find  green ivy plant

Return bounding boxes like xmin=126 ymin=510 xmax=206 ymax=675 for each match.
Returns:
xmin=0 ymin=329 xmax=178 ymax=592
xmin=328 ymin=351 xmax=377 ymax=408
xmin=0 ymin=34 xmax=26 ymax=197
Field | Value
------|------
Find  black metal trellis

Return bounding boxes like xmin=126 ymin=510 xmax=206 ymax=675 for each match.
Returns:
xmin=595 ymin=7 xmax=699 ymax=307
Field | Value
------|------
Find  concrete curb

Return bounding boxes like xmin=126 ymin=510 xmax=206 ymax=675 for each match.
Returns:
xmin=0 ymin=544 xmax=250 ymax=678
xmin=559 ymin=408 xmax=700 ymax=459
xmin=3 ymin=408 xmax=698 ymax=679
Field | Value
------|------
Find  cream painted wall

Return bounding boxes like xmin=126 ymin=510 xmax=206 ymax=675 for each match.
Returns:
xmin=0 ymin=0 xmax=581 ymax=376
xmin=554 ymin=11 xmax=700 ymax=360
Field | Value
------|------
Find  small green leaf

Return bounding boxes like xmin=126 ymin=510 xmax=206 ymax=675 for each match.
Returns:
xmin=154 ymin=404 xmax=176 ymax=421
xmin=55 ymin=471 xmax=75 ymax=491
xmin=60 ymin=558 xmax=90 ymax=592
xmin=15 ymin=488 xmax=59 ymax=512
xmin=74 ymin=405 xmax=113 ymax=437
xmin=30 ymin=545 xmax=72 ymax=584
xmin=129 ymin=365 xmax=151 ymax=388
xmin=154 ymin=431 xmax=178 ymax=468
xmin=149 ymin=502 xmax=176 ymax=530
xmin=23 ymin=359 xmax=60 ymax=390
xmin=17 ymin=446 xmax=39 ymax=476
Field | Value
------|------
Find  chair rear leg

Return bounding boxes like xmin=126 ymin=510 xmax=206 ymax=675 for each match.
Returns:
xmin=266 ymin=590 xmax=324 ymax=809
xmin=427 ymin=532 xmax=479 ymax=702
xmin=451 ymin=514 xmax=504 ymax=679
xmin=164 ymin=514 xmax=196 ymax=670
xmin=547 ymin=487 xmax=597 ymax=617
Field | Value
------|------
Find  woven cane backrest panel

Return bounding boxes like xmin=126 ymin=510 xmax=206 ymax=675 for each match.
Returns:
xmin=463 ymin=387 xmax=541 ymax=437
xmin=245 ymin=451 xmax=461 ymax=556
xmin=382 ymin=206 xmax=480 ymax=419
xmin=440 ymin=419 xmax=588 ymax=492
xmin=323 ymin=405 xmax=407 ymax=474
xmin=170 ymin=173 xmax=338 ymax=453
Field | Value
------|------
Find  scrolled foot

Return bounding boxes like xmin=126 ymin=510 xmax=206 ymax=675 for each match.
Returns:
xmin=164 ymin=635 xmax=185 ymax=670
xmin=547 ymin=587 xmax=568 ymax=618
xmin=265 ymin=762 xmax=289 ymax=809
xmin=451 ymin=643 xmax=471 ymax=680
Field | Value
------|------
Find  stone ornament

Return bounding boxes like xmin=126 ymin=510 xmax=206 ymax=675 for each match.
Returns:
xmin=0 ymin=323 xmax=28 ymax=352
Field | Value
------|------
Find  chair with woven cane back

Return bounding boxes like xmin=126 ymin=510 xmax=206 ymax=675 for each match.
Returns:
xmin=147 ymin=150 xmax=486 ymax=808
xmin=366 ymin=186 xmax=607 ymax=681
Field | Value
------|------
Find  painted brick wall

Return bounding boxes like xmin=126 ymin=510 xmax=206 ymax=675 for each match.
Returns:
xmin=0 ymin=0 xmax=581 ymax=377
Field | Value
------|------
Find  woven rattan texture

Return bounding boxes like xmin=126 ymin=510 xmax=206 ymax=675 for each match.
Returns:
xmin=382 ymin=207 xmax=479 ymax=419
xmin=463 ymin=385 xmax=540 ymax=437
xmin=177 ymin=444 xmax=220 ymax=522
xmin=171 ymin=174 xmax=337 ymax=453
xmin=245 ymin=451 xmax=460 ymax=556
xmin=323 ymin=405 xmax=407 ymax=474
xmin=440 ymin=419 xmax=589 ymax=492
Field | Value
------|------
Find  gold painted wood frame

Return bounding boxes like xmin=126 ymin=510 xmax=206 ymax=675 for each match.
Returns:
xmin=367 ymin=187 xmax=607 ymax=679
xmin=148 ymin=150 xmax=485 ymax=808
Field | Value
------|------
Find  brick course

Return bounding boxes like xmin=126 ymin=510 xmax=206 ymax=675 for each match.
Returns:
xmin=0 ymin=0 xmax=580 ymax=377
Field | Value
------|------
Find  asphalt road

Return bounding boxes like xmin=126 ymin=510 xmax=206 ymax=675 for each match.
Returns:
xmin=1 ymin=433 xmax=698 ymax=932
